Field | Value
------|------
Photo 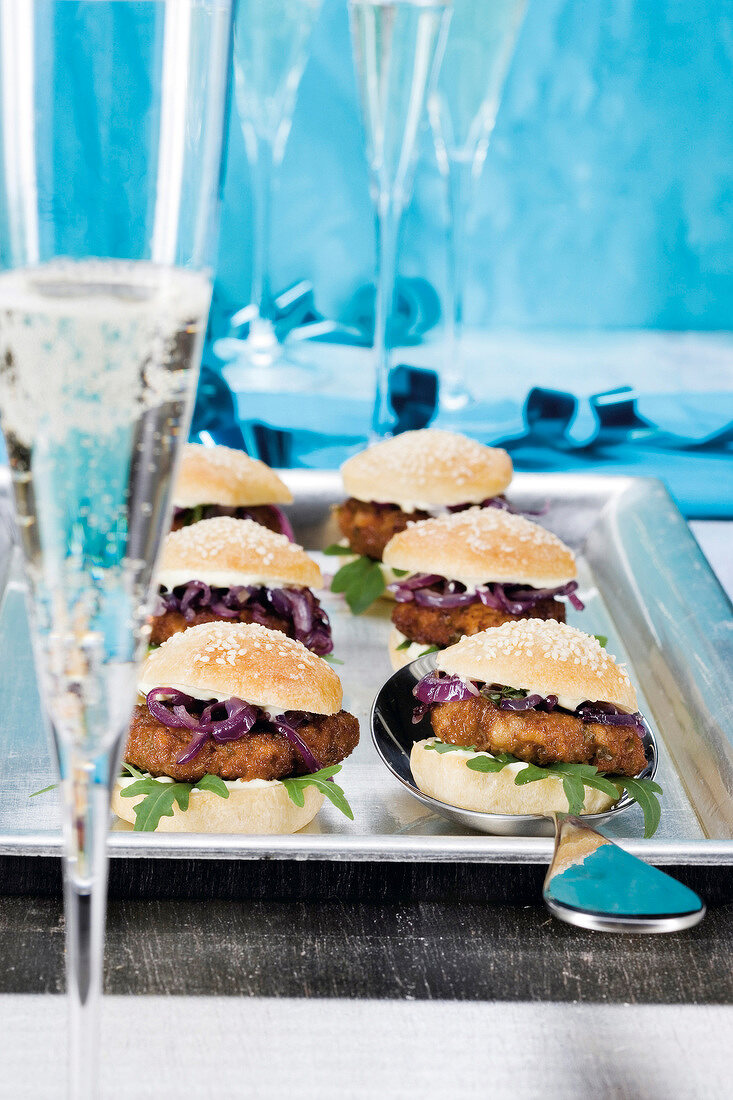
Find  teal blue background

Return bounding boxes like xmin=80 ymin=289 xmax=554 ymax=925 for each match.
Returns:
xmin=216 ymin=0 xmax=733 ymax=331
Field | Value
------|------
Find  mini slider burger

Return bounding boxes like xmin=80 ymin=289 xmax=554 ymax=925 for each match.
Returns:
xmin=384 ymin=508 xmax=583 ymax=670
xmin=113 ymin=622 xmax=360 ymax=833
xmin=410 ymin=619 xmax=660 ymax=828
xmin=152 ymin=516 xmax=333 ymax=655
xmin=172 ymin=443 xmax=294 ymax=538
xmin=334 ymin=429 xmax=514 ymax=563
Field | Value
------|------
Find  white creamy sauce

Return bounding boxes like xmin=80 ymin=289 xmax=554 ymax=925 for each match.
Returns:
xmin=157 ymin=569 xmax=297 ymax=590
xmin=118 ymin=772 xmax=279 ymax=794
xmin=393 ymin=631 xmax=441 ymax=662
xmin=421 ymin=738 xmax=527 ymax=774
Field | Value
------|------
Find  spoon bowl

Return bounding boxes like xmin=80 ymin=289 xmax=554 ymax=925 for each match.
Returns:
xmin=370 ymin=653 xmax=658 ymax=837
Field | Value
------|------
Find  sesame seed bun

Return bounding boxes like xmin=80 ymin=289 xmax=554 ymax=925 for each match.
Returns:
xmin=138 ymin=622 xmax=342 ymax=714
xmin=382 ymin=508 xmax=576 ymax=590
xmin=157 ymin=516 xmax=322 ymax=591
xmin=437 ymin=619 xmax=638 ymax=713
xmin=410 ymin=738 xmax=617 ymax=816
xmin=112 ymin=774 xmax=323 ymax=834
xmin=341 ymin=430 xmax=512 ymax=509
xmin=173 ymin=443 xmax=293 ymax=508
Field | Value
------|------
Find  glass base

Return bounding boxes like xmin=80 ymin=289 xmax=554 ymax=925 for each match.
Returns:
xmin=216 ymin=317 xmax=329 ymax=393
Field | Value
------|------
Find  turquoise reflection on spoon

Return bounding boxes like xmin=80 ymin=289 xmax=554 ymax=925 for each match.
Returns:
xmin=544 ymin=818 xmax=705 ymax=932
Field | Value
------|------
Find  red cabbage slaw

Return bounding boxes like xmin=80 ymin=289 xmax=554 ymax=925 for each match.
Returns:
xmin=173 ymin=503 xmax=294 ymax=541
xmin=155 ymin=582 xmax=333 ymax=655
xmin=146 ymin=687 xmax=322 ymax=771
xmin=411 ymin=671 xmax=646 ymax=736
xmin=389 ymin=575 xmax=584 ymax=613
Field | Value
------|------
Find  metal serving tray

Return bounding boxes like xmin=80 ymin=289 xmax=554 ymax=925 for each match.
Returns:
xmin=0 ymin=469 xmax=731 ymax=865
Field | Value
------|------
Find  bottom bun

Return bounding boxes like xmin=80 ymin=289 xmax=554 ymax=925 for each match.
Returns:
xmin=112 ymin=776 xmax=324 ymax=834
xmin=410 ymin=739 xmax=618 ymax=816
xmin=388 ymin=628 xmax=442 ymax=672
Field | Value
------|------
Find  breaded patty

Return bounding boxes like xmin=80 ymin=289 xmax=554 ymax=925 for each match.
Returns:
xmin=125 ymin=704 xmax=360 ymax=782
xmin=150 ymin=605 xmax=292 ymax=646
xmin=392 ymin=596 xmax=565 ymax=648
xmin=172 ymin=503 xmax=282 ymax=533
xmin=335 ymin=498 xmax=429 ymax=560
xmin=334 ymin=496 xmax=510 ymax=560
xmin=430 ymin=696 xmax=646 ymax=777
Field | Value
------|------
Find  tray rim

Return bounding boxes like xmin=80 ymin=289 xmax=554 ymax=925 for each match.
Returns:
xmin=1 ymin=468 xmax=732 ymax=866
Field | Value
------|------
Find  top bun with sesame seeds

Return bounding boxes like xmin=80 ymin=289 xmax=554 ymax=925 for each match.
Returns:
xmin=173 ymin=443 xmax=293 ymax=508
xmin=383 ymin=508 xmax=576 ymax=590
xmin=156 ymin=516 xmax=322 ymax=592
xmin=138 ymin=622 xmax=342 ymax=715
xmin=437 ymin=619 xmax=638 ymax=714
xmin=340 ymin=430 xmax=512 ymax=510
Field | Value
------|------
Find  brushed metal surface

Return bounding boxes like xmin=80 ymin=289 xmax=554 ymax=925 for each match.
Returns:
xmin=0 ymin=466 xmax=731 ymax=864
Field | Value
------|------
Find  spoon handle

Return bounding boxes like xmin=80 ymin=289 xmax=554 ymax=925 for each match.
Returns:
xmin=543 ymin=816 xmax=705 ymax=933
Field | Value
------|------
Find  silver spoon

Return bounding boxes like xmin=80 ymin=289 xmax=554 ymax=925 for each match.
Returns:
xmin=371 ymin=655 xmax=705 ymax=933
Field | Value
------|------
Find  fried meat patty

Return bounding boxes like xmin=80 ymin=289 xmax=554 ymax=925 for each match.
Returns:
xmin=126 ymin=704 xmax=360 ymax=782
xmin=150 ymin=605 xmax=292 ymax=646
xmin=335 ymin=498 xmax=429 ymax=560
xmin=335 ymin=496 xmax=511 ymax=560
xmin=392 ymin=596 xmax=565 ymax=648
xmin=172 ymin=503 xmax=282 ymax=533
xmin=430 ymin=697 xmax=646 ymax=777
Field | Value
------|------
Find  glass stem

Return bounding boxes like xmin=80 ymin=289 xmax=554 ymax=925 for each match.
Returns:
xmin=249 ymin=128 xmax=276 ymax=327
xmin=371 ymin=196 xmax=402 ymax=438
xmin=58 ymin=743 xmax=116 ymax=1100
xmin=443 ymin=156 xmax=474 ymax=408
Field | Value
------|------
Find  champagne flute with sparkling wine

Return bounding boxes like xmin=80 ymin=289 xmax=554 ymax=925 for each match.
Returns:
xmin=429 ymin=0 xmax=526 ymax=413
xmin=0 ymin=1 xmax=232 ymax=1094
xmin=350 ymin=0 xmax=450 ymax=437
xmin=224 ymin=0 xmax=323 ymax=391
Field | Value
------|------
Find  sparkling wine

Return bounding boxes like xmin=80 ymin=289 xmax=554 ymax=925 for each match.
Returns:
xmin=0 ymin=260 xmax=211 ymax=763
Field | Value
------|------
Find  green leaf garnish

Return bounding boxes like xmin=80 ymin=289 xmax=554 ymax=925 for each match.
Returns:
xmin=281 ymin=764 xmax=354 ymax=820
xmin=194 ymin=774 xmax=230 ymax=799
xmin=323 ymin=543 xmax=356 ymax=556
xmin=322 ymin=654 xmax=345 ymax=665
xmin=392 ymin=568 xmax=408 ymax=577
xmin=30 ymin=782 xmax=57 ymax=797
xmin=118 ymin=764 xmax=230 ymax=832
xmin=482 ymin=684 xmax=528 ymax=704
xmin=614 ymin=777 xmax=663 ymax=839
xmin=593 ymin=634 xmax=608 ymax=648
xmin=331 ymin=555 xmax=385 ymax=614
xmin=396 ymin=638 xmax=412 ymax=651
xmin=426 ymin=741 xmax=662 ymax=833
xmin=419 ymin=645 xmax=440 ymax=657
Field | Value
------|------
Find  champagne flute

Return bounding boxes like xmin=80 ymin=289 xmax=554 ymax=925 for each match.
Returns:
xmin=429 ymin=0 xmax=526 ymax=413
xmin=0 ymin=1 xmax=232 ymax=1094
xmin=350 ymin=0 xmax=450 ymax=437
xmin=228 ymin=0 xmax=324 ymax=391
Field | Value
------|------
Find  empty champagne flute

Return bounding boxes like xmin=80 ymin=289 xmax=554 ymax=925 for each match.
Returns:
xmin=350 ymin=0 xmax=450 ymax=437
xmin=228 ymin=0 xmax=323 ymax=390
xmin=429 ymin=0 xmax=526 ymax=412
xmin=0 ymin=1 xmax=232 ymax=1094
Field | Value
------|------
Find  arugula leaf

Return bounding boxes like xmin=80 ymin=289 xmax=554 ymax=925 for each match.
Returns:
xmin=392 ymin=568 xmax=408 ymax=577
xmin=194 ymin=774 xmax=230 ymax=799
xmin=323 ymin=543 xmax=356 ymax=556
xmin=482 ymin=684 xmax=528 ymax=704
xmin=322 ymin=654 xmax=345 ymax=665
xmin=396 ymin=638 xmax=412 ymax=651
xmin=426 ymin=740 xmax=478 ymax=754
xmin=30 ymin=782 xmax=57 ymax=798
xmin=593 ymin=634 xmax=608 ymax=648
xmin=614 ymin=777 xmax=663 ymax=839
xmin=419 ymin=645 xmax=440 ymax=657
xmin=281 ymin=764 xmax=354 ymax=820
xmin=466 ymin=753 xmax=518 ymax=774
xmin=331 ymin=555 xmax=385 ymax=614
xmin=424 ymin=742 xmax=662 ymax=833
xmin=119 ymin=766 xmax=230 ymax=831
